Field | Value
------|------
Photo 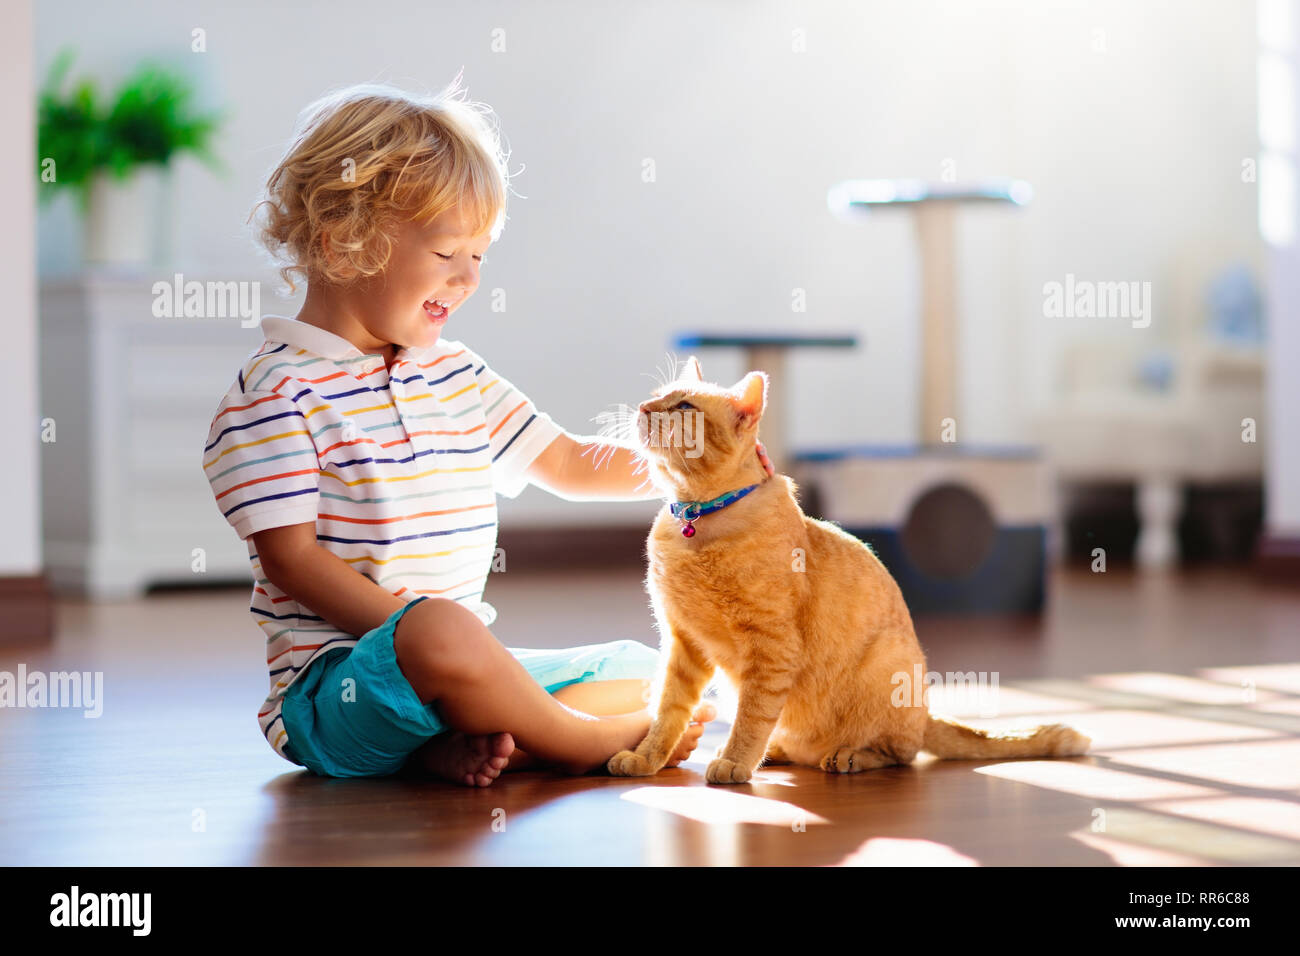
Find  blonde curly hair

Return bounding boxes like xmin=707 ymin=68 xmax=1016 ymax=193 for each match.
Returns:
xmin=250 ymin=73 xmax=512 ymax=294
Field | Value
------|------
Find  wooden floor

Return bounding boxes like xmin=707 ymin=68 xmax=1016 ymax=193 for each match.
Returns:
xmin=2 ymin=566 xmax=1298 ymax=866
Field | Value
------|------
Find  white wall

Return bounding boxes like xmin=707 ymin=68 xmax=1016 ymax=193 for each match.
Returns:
xmin=34 ymin=0 xmax=1265 ymax=526
xmin=1263 ymin=0 xmax=1300 ymax=537
xmin=1267 ymin=239 xmax=1299 ymax=537
xmin=3 ymin=0 xmax=40 ymax=577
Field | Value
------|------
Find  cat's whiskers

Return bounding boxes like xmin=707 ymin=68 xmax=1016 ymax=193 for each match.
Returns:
xmin=641 ymin=352 xmax=678 ymax=395
xmin=585 ymin=402 xmax=650 ymax=472
xmin=591 ymin=405 xmax=637 ymax=444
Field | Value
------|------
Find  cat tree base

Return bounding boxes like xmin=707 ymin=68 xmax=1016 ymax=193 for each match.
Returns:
xmin=790 ymin=447 xmax=1051 ymax=614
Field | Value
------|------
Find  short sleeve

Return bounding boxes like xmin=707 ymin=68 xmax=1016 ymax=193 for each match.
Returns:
xmin=465 ymin=345 xmax=567 ymax=499
xmin=202 ymin=387 xmax=322 ymax=540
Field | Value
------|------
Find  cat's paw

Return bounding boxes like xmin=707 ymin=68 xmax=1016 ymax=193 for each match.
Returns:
xmin=607 ymin=750 xmax=657 ymax=777
xmin=706 ymin=756 xmax=754 ymax=785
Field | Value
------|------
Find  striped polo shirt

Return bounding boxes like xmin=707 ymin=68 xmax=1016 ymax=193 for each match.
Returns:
xmin=201 ymin=315 xmax=565 ymax=762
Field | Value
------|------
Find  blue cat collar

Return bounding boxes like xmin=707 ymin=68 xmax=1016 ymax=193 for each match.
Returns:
xmin=670 ymin=483 xmax=761 ymax=537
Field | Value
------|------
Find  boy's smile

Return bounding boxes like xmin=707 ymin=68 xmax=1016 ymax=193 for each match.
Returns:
xmin=294 ymin=207 xmax=492 ymax=367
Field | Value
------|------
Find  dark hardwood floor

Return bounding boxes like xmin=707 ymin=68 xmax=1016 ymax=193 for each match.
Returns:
xmin=1 ymin=566 xmax=1297 ymax=866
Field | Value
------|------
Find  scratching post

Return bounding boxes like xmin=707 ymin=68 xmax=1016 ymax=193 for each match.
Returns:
xmin=916 ymin=201 xmax=958 ymax=441
xmin=827 ymin=178 xmax=1032 ymax=443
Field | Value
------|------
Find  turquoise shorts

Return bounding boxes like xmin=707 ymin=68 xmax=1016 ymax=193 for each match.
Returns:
xmin=280 ymin=596 xmax=661 ymax=778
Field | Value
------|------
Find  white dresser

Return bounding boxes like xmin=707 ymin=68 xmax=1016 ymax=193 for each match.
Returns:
xmin=39 ymin=271 xmax=300 ymax=598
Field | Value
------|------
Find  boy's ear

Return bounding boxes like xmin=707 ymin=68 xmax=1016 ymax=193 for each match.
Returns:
xmin=319 ymin=228 xmax=340 ymax=269
xmin=732 ymin=371 xmax=768 ymax=432
xmin=682 ymin=355 xmax=704 ymax=382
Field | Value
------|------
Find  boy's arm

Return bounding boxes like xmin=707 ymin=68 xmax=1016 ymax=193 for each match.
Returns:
xmin=526 ymin=433 xmax=661 ymax=501
xmin=252 ymin=523 xmax=407 ymax=638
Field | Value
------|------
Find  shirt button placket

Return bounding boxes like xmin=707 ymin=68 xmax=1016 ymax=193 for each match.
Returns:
xmin=388 ymin=364 xmax=416 ymax=451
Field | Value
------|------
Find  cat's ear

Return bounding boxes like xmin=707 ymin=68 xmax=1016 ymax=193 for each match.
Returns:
xmin=682 ymin=355 xmax=704 ymax=382
xmin=732 ymin=371 xmax=768 ymax=432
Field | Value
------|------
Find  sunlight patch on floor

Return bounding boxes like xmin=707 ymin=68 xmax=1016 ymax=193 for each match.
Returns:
xmin=975 ymin=760 xmax=1221 ymax=801
xmin=619 ymin=785 xmax=827 ymax=827
xmin=1244 ymin=698 xmax=1300 ymax=716
xmin=835 ymin=838 xmax=979 ymax=867
xmin=1105 ymin=737 xmax=1300 ymax=790
xmin=1145 ymin=795 xmax=1300 ymax=843
xmin=1198 ymin=663 xmax=1300 ymax=695
xmin=968 ymin=709 xmax=1281 ymax=750
xmin=1069 ymin=806 xmax=1300 ymax=865
xmin=1086 ymin=672 xmax=1283 ymax=705
xmin=926 ymin=683 xmax=1101 ymax=720
xmin=1069 ymin=831 xmax=1219 ymax=867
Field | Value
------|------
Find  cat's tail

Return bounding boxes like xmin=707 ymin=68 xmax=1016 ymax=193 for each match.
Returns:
xmin=922 ymin=714 xmax=1091 ymax=760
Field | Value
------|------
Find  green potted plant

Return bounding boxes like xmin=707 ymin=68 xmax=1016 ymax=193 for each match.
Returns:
xmin=37 ymin=49 xmax=224 ymax=267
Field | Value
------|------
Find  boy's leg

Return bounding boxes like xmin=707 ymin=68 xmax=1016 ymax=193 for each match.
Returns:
xmin=503 ymin=680 xmax=716 ymax=773
xmin=554 ymin=678 xmax=651 ymax=715
xmin=392 ymin=599 xmax=651 ymax=775
xmin=501 ymin=679 xmax=652 ymax=771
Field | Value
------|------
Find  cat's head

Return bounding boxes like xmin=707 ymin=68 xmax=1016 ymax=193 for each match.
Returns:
xmin=634 ymin=355 xmax=769 ymax=497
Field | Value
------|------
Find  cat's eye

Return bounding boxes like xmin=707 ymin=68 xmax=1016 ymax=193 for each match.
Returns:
xmin=673 ymin=401 xmax=696 ymax=412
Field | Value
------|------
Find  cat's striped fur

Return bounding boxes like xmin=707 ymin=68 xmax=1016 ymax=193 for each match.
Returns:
xmin=607 ymin=357 xmax=1090 ymax=784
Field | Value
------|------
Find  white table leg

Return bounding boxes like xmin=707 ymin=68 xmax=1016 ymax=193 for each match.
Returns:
xmin=1136 ymin=476 xmax=1180 ymax=568
xmin=1047 ymin=480 xmax=1069 ymax=565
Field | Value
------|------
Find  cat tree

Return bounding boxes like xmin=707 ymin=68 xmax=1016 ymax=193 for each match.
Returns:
xmin=790 ymin=178 xmax=1050 ymax=613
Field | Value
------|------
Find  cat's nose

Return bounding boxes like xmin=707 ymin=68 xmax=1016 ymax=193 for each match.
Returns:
xmin=638 ymin=401 xmax=652 ymax=413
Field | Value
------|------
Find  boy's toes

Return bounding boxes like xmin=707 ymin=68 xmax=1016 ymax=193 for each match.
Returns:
xmin=663 ymin=703 xmax=717 ymax=767
xmin=415 ymin=731 xmax=516 ymax=788
xmin=665 ymin=722 xmax=706 ymax=767
xmin=485 ymin=731 xmax=514 ymax=768
xmin=692 ymin=702 xmax=717 ymax=723
xmin=450 ymin=731 xmax=514 ymax=787
xmin=471 ymin=732 xmax=514 ymax=785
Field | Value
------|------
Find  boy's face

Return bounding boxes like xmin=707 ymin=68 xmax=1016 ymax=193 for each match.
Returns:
xmin=339 ymin=207 xmax=492 ymax=356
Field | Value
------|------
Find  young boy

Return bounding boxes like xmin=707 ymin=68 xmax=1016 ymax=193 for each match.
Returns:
xmin=203 ymin=78 xmax=714 ymax=786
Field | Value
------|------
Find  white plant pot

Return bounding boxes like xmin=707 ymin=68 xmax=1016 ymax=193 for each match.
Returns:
xmin=83 ymin=165 xmax=166 ymax=267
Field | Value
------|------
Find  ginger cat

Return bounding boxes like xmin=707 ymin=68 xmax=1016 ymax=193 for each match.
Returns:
xmin=607 ymin=357 xmax=1091 ymax=785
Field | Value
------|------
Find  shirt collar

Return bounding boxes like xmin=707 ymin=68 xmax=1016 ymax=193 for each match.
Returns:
xmin=261 ymin=315 xmax=365 ymax=361
xmin=260 ymin=315 xmax=434 ymax=379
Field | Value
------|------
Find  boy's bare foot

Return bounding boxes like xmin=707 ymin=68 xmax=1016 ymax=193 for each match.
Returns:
xmin=499 ymin=702 xmax=719 ymax=775
xmin=664 ymin=702 xmax=718 ymax=768
xmin=413 ymin=701 xmax=718 ymax=783
xmin=412 ymin=730 xmax=514 ymax=787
